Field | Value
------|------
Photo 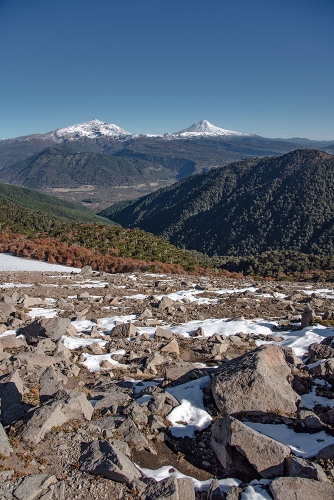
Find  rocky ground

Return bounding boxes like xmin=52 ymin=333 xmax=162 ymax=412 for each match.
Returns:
xmin=1 ymin=266 xmax=334 ymax=498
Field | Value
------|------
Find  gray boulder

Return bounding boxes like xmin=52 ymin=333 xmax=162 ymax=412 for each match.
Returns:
xmin=309 ymin=358 xmax=334 ymax=380
xmin=307 ymin=342 xmax=334 ymax=363
xmin=0 ymin=334 xmax=26 ymax=350
xmin=18 ymin=317 xmax=72 ymax=344
xmin=13 ymin=474 xmax=57 ymax=500
xmin=301 ymin=306 xmax=314 ymax=328
xmin=0 ymin=422 xmax=12 ymax=456
xmin=212 ymin=345 xmax=300 ymax=416
xmin=80 ymin=440 xmax=141 ymax=483
xmin=39 ymin=366 xmax=63 ymax=402
xmin=158 ymin=296 xmax=175 ymax=310
xmin=155 ymin=327 xmax=174 ymax=340
xmin=270 ymin=476 xmax=334 ymax=499
xmin=0 ymin=302 xmax=16 ymax=321
xmin=316 ymin=443 xmax=334 ymax=462
xmin=21 ymin=390 xmax=93 ymax=444
xmin=80 ymin=265 xmax=93 ymax=276
xmin=285 ymin=455 xmax=328 ymax=481
xmin=207 ymin=479 xmax=224 ymax=500
xmin=93 ymin=390 xmax=131 ymax=414
xmin=116 ymin=418 xmax=149 ymax=448
xmin=109 ymin=322 xmax=136 ymax=339
xmin=211 ymin=416 xmax=290 ymax=478
xmin=143 ymin=476 xmax=195 ymax=500
xmin=280 ymin=346 xmax=303 ymax=367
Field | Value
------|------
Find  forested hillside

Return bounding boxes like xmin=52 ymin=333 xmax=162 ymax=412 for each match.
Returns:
xmin=103 ymin=149 xmax=334 ymax=256
xmin=0 ymin=148 xmax=175 ymax=188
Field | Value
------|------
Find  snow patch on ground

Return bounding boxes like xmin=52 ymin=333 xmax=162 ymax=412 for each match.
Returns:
xmin=136 ymin=463 xmax=241 ymax=492
xmin=166 ymin=376 xmax=212 ymax=438
xmin=0 ymin=253 xmax=80 ymax=272
xmin=82 ymin=350 xmax=126 ymax=372
xmin=245 ymin=422 xmax=334 ymax=458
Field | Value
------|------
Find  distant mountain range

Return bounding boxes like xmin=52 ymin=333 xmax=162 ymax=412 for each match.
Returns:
xmin=0 ymin=119 xmax=333 ymax=209
xmin=100 ymin=149 xmax=334 ymax=257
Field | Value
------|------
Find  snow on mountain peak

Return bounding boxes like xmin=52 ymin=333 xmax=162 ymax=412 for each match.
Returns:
xmin=172 ymin=119 xmax=250 ymax=138
xmin=47 ymin=119 xmax=132 ymax=140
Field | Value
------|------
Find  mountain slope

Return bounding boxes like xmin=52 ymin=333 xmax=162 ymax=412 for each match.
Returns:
xmin=0 ymin=148 xmax=174 ymax=189
xmin=0 ymin=183 xmax=111 ymax=226
xmin=45 ymin=119 xmax=131 ymax=140
xmin=102 ymin=149 xmax=334 ymax=256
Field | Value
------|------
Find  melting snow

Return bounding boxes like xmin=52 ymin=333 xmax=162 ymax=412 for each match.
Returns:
xmin=0 ymin=253 xmax=80 ymax=272
xmin=136 ymin=463 xmax=241 ymax=492
xmin=166 ymin=376 xmax=212 ymax=438
xmin=245 ymin=422 xmax=334 ymax=458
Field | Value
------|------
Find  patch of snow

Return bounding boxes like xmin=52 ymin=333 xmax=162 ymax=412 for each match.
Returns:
xmin=245 ymin=422 xmax=334 ymax=458
xmin=1 ymin=283 xmax=32 ymax=289
xmin=276 ymin=325 xmax=331 ymax=358
xmin=300 ymin=382 xmax=334 ymax=410
xmin=0 ymin=330 xmax=18 ymax=338
xmin=28 ymin=307 xmax=58 ymax=319
xmin=167 ymin=318 xmax=277 ymax=338
xmin=62 ymin=336 xmax=108 ymax=350
xmin=241 ymin=481 xmax=272 ymax=500
xmin=71 ymin=314 xmax=137 ymax=333
xmin=132 ymin=380 xmax=161 ymax=395
xmin=0 ymin=253 xmax=80 ymax=272
xmin=81 ymin=350 xmax=126 ymax=372
xmin=136 ymin=463 xmax=241 ymax=492
xmin=166 ymin=376 xmax=212 ymax=438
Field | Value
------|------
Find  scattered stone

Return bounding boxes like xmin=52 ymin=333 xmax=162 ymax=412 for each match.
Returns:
xmin=206 ymin=478 xmax=224 ymax=500
xmin=212 ymin=345 xmax=300 ymax=416
xmin=80 ymin=265 xmax=93 ymax=276
xmin=211 ymin=416 xmax=290 ymax=478
xmin=0 ymin=422 xmax=12 ymax=456
xmin=301 ymin=306 xmax=315 ymax=328
xmin=39 ymin=365 xmax=63 ymax=402
xmin=161 ymin=338 xmax=180 ymax=355
xmin=0 ymin=334 xmax=26 ymax=350
xmin=297 ymin=409 xmax=323 ymax=430
xmin=21 ymin=389 xmax=93 ymax=444
xmin=109 ymin=322 xmax=137 ymax=338
xmin=155 ymin=326 xmax=174 ymax=340
xmin=143 ymin=476 xmax=195 ymax=500
xmin=158 ymin=296 xmax=175 ymax=310
xmin=269 ymin=476 xmax=334 ymax=499
xmin=18 ymin=317 xmax=72 ymax=344
xmin=117 ymin=418 xmax=149 ymax=448
xmin=285 ymin=455 xmax=328 ymax=482
xmin=13 ymin=474 xmax=57 ymax=500
xmin=80 ymin=440 xmax=141 ymax=483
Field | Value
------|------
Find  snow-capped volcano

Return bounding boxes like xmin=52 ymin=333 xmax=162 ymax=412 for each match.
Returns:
xmin=171 ymin=119 xmax=250 ymax=138
xmin=45 ymin=119 xmax=132 ymax=140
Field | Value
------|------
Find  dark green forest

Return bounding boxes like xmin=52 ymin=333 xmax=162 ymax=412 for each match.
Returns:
xmin=105 ymin=149 xmax=334 ymax=257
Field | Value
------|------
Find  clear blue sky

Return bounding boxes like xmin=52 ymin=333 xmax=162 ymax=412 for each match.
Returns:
xmin=1 ymin=0 xmax=333 ymax=140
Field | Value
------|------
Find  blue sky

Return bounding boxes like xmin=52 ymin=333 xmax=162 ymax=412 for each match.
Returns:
xmin=1 ymin=0 xmax=333 ymax=140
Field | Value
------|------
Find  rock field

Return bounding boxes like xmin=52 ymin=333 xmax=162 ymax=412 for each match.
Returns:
xmin=1 ymin=266 xmax=334 ymax=498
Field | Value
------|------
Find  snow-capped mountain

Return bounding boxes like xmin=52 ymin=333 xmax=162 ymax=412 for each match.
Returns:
xmin=170 ymin=119 xmax=250 ymax=138
xmin=46 ymin=119 xmax=132 ymax=140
